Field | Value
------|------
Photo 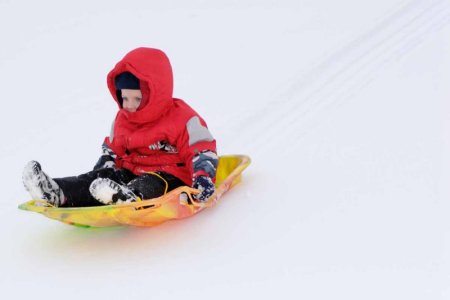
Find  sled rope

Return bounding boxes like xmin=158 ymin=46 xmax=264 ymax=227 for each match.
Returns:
xmin=35 ymin=199 xmax=55 ymax=207
xmin=147 ymin=172 xmax=169 ymax=195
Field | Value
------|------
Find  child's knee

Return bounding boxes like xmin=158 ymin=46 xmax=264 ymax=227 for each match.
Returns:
xmin=127 ymin=174 xmax=166 ymax=199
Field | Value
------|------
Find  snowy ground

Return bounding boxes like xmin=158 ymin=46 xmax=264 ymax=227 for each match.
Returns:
xmin=1 ymin=0 xmax=449 ymax=299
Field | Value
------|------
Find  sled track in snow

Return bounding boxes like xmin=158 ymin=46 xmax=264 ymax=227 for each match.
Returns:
xmin=233 ymin=0 xmax=450 ymax=156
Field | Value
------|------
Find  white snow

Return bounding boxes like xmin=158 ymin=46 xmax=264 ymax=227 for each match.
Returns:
xmin=1 ymin=0 xmax=450 ymax=299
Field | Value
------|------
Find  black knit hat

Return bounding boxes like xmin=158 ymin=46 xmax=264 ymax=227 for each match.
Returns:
xmin=115 ymin=72 xmax=140 ymax=90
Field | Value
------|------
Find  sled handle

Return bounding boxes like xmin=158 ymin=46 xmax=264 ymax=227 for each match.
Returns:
xmin=128 ymin=186 xmax=215 ymax=210
xmin=179 ymin=189 xmax=216 ymax=208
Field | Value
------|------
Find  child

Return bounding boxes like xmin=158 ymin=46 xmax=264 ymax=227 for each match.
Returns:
xmin=22 ymin=47 xmax=218 ymax=207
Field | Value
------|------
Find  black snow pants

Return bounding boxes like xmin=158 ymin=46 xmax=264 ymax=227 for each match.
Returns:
xmin=54 ymin=168 xmax=186 ymax=207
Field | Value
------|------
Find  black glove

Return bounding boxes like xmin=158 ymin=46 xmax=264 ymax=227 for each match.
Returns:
xmin=193 ymin=176 xmax=215 ymax=202
xmin=93 ymin=143 xmax=117 ymax=170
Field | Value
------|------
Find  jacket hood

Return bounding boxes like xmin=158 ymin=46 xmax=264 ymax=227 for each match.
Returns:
xmin=107 ymin=47 xmax=174 ymax=124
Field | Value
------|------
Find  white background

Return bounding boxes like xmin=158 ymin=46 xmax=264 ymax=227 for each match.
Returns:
xmin=1 ymin=0 xmax=449 ymax=299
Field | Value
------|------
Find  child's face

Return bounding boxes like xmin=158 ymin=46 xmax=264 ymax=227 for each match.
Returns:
xmin=121 ymin=89 xmax=143 ymax=112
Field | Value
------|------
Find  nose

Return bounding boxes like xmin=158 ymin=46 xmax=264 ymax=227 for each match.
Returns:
xmin=123 ymin=101 xmax=135 ymax=112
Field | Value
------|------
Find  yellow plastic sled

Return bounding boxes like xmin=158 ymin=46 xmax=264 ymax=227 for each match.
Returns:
xmin=18 ymin=155 xmax=251 ymax=228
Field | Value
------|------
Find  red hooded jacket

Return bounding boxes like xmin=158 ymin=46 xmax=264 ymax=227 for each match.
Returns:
xmin=103 ymin=48 xmax=217 ymax=185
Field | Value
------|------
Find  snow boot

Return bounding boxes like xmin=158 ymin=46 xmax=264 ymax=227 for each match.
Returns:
xmin=22 ymin=160 xmax=65 ymax=206
xmin=89 ymin=178 xmax=139 ymax=205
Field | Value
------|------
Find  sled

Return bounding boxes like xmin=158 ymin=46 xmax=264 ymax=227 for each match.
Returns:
xmin=18 ymin=155 xmax=251 ymax=228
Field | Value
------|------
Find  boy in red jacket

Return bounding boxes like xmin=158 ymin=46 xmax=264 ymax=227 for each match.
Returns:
xmin=22 ymin=48 xmax=218 ymax=207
